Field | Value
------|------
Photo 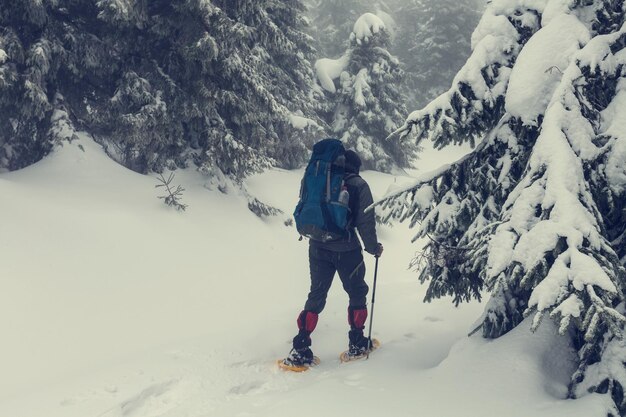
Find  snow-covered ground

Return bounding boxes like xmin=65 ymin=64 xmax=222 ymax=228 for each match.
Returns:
xmin=0 ymin=137 xmax=609 ymax=416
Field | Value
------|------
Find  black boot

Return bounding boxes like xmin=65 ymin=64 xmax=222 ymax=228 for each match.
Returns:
xmin=348 ymin=329 xmax=373 ymax=357
xmin=285 ymin=347 xmax=314 ymax=366
xmin=285 ymin=311 xmax=318 ymax=366
xmin=286 ymin=330 xmax=314 ymax=366
xmin=347 ymin=306 xmax=371 ymax=356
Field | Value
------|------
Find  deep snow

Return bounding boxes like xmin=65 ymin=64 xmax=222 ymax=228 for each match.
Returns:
xmin=0 ymin=137 xmax=610 ymax=417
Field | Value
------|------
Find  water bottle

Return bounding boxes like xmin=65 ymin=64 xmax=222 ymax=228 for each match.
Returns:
xmin=338 ymin=186 xmax=349 ymax=206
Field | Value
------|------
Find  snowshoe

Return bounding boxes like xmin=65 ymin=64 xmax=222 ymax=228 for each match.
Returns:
xmin=340 ymin=338 xmax=381 ymax=363
xmin=277 ymin=348 xmax=320 ymax=372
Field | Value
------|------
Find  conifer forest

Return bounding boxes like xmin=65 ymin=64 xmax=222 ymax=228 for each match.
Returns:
xmin=4 ymin=1 xmax=626 ymax=417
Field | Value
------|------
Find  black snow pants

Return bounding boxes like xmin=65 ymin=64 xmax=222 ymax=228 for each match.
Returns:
xmin=304 ymin=246 xmax=369 ymax=314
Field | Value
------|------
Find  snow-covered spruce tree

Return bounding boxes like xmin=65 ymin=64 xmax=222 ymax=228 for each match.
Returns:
xmin=97 ymin=0 xmax=273 ymax=177
xmin=0 ymin=0 xmax=144 ymax=171
xmin=377 ymin=0 xmax=546 ymax=265
xmin=230 ymin=0 xmax=327 ymax=170
xmin=0 ymin=0 xmax=69 ymax=170
xmin=485 ymin=25 xmax=626 ymax=414
xmin=307 ymin=0 xmax=397 ymax=57
xmin=376 ymin=1 xmax=626 ymax=414
xmin=316 ymin=13 xmax=417 ymax=171
xmin=393 ymin=0 xmax=480 ymax=109
xmin=379 ymin=115 xmax=537 ymax=306
xmin=377 ymin=0 xmax=549 ymax=314
xmin=0 ymin=0 xmax=324 ymax=183
xmin=94 ymin=0 xmax=325 ymax=179
xmin=307 ymin=0 xmax=368 ymax=57
xmin=395 ymin=0 xmax=545 ymax=149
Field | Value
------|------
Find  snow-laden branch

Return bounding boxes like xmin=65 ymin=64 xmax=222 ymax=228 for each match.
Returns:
xmin=393 ymin=0 xmax=546 ymax=149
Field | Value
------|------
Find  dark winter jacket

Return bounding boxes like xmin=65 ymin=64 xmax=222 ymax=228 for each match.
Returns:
xmin=310 ymin=173 xmax=379 ymax=255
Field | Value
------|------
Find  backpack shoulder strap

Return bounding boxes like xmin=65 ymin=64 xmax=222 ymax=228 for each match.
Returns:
xmin=344 ymin=173 xmax=360 ymax=182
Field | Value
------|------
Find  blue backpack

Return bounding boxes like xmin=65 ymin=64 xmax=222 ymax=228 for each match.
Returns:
xmin=294 ymin=139 xmax=350 ymax=242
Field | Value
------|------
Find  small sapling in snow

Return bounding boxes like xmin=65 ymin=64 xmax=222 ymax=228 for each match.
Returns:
xmin=156 ymin=173 xmax=188 ymax=211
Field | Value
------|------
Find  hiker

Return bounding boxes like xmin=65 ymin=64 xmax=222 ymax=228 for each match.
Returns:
xmin=287 ymin=145 xmax=384 ymax=366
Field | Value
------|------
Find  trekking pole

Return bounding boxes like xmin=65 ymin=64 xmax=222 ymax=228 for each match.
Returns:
xmin=366 ymin=255 xmax=380 ymax=360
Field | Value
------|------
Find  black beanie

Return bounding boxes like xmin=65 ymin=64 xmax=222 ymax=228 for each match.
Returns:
xmin=345 ymin=150 xmax=361 ymax=173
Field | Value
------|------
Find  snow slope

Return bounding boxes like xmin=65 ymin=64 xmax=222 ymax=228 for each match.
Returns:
xmin=0 ymin=136 xmax=609 ymax=416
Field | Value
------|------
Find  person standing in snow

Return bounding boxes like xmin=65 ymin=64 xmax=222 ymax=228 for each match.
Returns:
xmin=287 ymin=150 xmax=384 ymax=366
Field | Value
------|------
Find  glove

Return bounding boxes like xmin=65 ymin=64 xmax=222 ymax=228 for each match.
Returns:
xmin=375 ymin=243 xmax=384 ymax=258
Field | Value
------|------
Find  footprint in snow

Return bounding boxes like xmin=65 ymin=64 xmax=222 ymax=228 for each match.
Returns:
xmin=100 ymin=379 xmax=181 ymax=417
xmin=228 ymin=380 xmax=265 ymax=396
xmin=343 ymin=373 xmax=364 ymax=387
xmin=60 ymin=385 xmax=118 ymax=407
